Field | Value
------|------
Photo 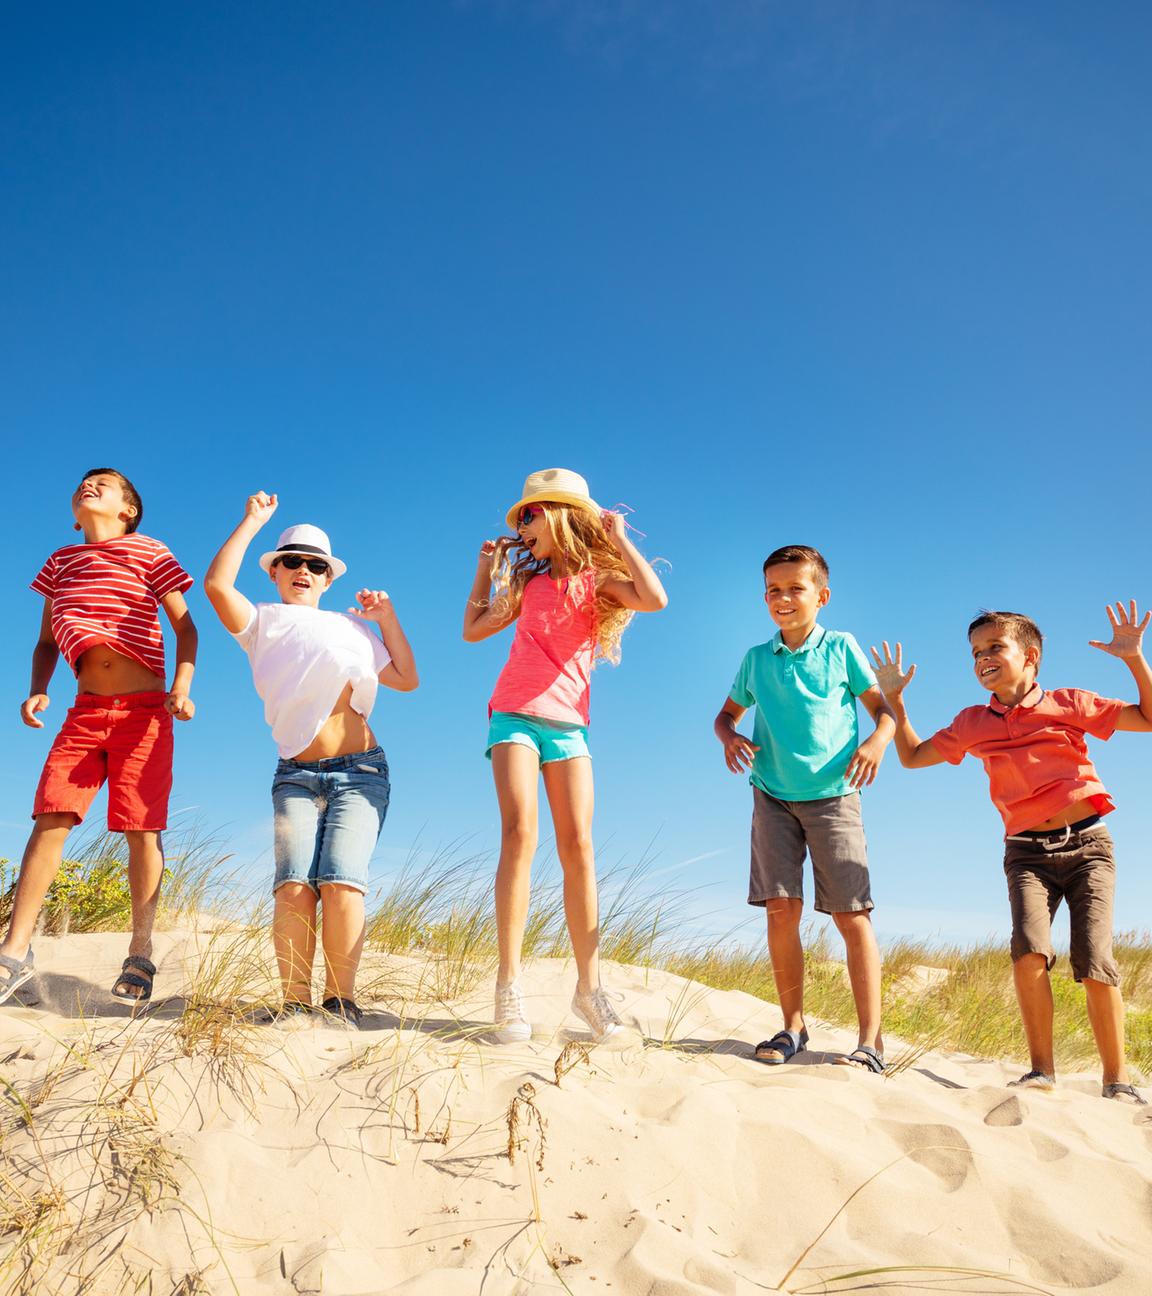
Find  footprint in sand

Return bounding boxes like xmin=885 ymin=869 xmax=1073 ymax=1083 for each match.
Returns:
xmin=982 ymin=1095 xmax=1023 ymax=1127
xmin=877 ymin=1120 xmax=972 ymax=1193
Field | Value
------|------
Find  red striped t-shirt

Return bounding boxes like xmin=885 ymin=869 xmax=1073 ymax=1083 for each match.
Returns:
xmin=31 ymin=535 xmax=194 ymax=678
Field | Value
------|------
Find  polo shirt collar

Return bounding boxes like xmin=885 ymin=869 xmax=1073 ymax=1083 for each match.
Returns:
xmin=988 ymin=682 xmax=1044 ymax=715
xmin=771 ymin=624 xmax=827 ymax=656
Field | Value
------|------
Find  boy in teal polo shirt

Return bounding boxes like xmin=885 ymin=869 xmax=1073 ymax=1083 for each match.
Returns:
xmin=714 ymin=545 xmax=895 ymax=1071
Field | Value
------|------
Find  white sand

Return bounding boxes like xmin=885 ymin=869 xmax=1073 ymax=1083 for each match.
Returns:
xmin=0 ymin=929 xmax=1149 ymax=1294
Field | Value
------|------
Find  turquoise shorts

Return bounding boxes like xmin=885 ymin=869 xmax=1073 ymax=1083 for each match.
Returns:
xmin=486 ymin=711 xmax=591 ymax=764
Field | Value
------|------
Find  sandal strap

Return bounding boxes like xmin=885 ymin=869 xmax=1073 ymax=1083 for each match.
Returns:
xmin=844 ymin=1045 xmax=886 ymax=1073
xmin=121 ymin=955 xmax=156 ymax=977
xmin=114 ymin=972 xmax=153 ymax=991
xmin=756 ymin=1028 xmax=806 ymax=1058
xmin=0 ymin=951 xmax=33 ymax=977
xmin=1103 ymin=1082 xmax=1148 ymax=1104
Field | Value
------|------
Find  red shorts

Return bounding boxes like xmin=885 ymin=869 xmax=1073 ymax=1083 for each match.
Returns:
xmin=33 ymin=693 xmax=174 ymax=832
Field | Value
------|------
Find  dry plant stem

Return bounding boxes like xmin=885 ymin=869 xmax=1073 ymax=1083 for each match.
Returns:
xmin=553 ymin=1042 xmax=592 ymax=1086
xmin=789 ymin=1267 xmax=1056 ymax=1294
xmin=775 ymin=1144 xmax=1051 ymax=1293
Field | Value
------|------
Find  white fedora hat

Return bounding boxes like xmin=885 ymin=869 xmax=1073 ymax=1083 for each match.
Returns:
xmin=506 ymin=468 xmax=602 ymax=529
xmin=259 ymin=524 xmax=347 ymax=580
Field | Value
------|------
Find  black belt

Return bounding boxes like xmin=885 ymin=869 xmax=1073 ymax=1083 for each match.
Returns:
xmin=1006 ymin=813 xmax=1101 ymax=846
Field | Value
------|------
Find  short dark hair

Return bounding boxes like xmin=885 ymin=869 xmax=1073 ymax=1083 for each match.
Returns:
xmin=81 ymin=467 xmax=143 ymax=534
xmin=762 ymin=545 xmax=829 ymax=588
xmin=968 ymin=610 xmax=1043 ymax=666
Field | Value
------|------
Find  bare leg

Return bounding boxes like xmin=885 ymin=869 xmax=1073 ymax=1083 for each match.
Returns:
xmin=273 ymin=882 xmax=318 ymax=1004
xmin=318 ymin=883 xmax=366 ymax=1002
xmin=1013 ymin=952 xmax=1056 ymax=1076
xmin=541 ymin=757 xmax=598 ymax=993
xmin=832 ymin=909 xmax=883 ymax=1056
xmin=491 ymin=744 xmax=541 ymax=986
xmin=0 ymin=814 xmax=75 ymax=963
xmin=765 ymin=898 xmax=806 ymax=1036
xmin=105 ymin=829 xmax=167 ymax=998
xmin=1083 ymin=977 xmax=1128 ymax=1086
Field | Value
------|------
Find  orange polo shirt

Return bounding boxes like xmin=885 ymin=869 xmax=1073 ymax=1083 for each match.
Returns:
xmin=930 ymin=685 xmax=1125 ymax=835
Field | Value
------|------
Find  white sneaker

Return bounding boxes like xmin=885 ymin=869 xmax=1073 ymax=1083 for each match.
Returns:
xmin=571 ymin=985 xmax=623 ymax=1042
xmin=493 ymin=980 xmax=532 ymax=1044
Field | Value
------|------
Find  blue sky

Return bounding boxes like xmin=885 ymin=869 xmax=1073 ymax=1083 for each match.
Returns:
xmin=3 ymin=2 xmax=1151 ymax=947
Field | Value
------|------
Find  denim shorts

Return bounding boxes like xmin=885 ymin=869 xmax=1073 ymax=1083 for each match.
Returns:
xmin=271 ymin=746 xmax=390 ymax=895
xmin=485 ymin=711 xmax=591 ymax=764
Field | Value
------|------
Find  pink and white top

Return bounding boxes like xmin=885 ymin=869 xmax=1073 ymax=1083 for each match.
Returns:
xmin=489 ymin=569 xmax=598 ymax=726
xmin=31 ymin=535 xmax=193 ymax=678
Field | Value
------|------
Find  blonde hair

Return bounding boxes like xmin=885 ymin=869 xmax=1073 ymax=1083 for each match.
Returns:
xmin=486 ymin=503 xmax=634 ymax=664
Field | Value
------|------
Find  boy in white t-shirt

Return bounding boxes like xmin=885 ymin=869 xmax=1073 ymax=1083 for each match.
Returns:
xmin=205 ymin=492 xmax=418 ymax=1028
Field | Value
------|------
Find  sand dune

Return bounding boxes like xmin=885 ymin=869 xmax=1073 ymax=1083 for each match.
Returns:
xmin=0 ymin=930 xmax=1149 ymax=1294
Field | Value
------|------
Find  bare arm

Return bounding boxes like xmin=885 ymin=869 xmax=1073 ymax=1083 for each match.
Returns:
xmin=596 ymin=512 xmax=668 ymax=612
xmin=713 ymin=697 xmax=761 ymax=774
xmin=462 ymin=541 xmax=518 ymax=643
xmin=161 ymin=590 xmax=198 ymax=720
xmin=21 ymin=600 xmax=60 ymax=729
xmin=349 ymin=590 xmax=419 ymax=692
xmin=845 ymin=685 xmax=897 ymax=788
xmin=204 ymin=492 xmax=278 ymax=634
xmin=1089 ymin=600 xmax=1152 ymax=732
xmin=870 ymin=642 xmax=946 ymax=768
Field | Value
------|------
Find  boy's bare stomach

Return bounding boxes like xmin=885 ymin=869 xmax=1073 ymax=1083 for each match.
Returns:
xmin=1029 ymin=799 xmax=1100 ymax=832
xmin=293 ymin=683 xmax=377 ymax=762
xmin=76 ymin=644 xmax=166 ymax=696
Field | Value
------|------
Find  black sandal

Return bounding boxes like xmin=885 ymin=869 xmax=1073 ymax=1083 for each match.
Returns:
xmin=752 ymin=1027 xmax=808 ymax=1065
xmin=111 ymin=955 xmax=156 ymax=1003
xmin=321 ymin=996 xmax=362 ymax=1030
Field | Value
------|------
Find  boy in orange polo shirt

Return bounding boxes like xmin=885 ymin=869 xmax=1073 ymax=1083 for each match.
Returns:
xmin=872 ymin=603 xmax=1152 ymax=1104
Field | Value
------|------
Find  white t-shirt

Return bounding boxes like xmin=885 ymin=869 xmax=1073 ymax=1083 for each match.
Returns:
xmin=232 ymin=602 xmax=392 ymax=758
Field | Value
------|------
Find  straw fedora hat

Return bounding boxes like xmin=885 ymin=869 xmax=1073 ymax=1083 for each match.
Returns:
xmin=505 ymin=468 xmax=602 ymax=529
xmin=259 ymin=524 xmax=347 ymax=580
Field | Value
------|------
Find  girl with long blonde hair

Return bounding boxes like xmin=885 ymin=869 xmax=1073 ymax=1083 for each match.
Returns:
xmin=463 ymin=468 xmax=667 ymax=1042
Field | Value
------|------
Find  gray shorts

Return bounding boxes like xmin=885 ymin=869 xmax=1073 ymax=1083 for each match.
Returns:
xmin=1003 ymin=821 xmax=1118 ymax=985
xmin=749 ymin=787 xmax=873 ymax=915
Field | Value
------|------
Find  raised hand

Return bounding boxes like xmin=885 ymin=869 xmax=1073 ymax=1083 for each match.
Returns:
xmin=1089 ymin=600 xmax=1150 ymax=659
xmin=245 ymin=491 xmax=278 ymax=527
xmin=20 ymin=694 xmax=49 ymax=729
xmin=350 ymin=589 xmax=394 ymax=623
xmin=869 ymin=641 xmax=917 ymax=700
xmin=601 ymin=510 xmax=629 ymax=551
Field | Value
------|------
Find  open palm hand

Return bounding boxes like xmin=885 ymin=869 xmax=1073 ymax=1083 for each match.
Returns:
xmin=869 ymin=640 xmax=917 ymax=698
xmin=1089 ymin=600 xmax=1150 ymax=659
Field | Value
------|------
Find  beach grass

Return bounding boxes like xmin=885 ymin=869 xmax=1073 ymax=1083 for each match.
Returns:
xmin=5 ymin=830 xmax=1149 ymax=1073
xmin=0 ymin=835 xmax=1140 ymax=1293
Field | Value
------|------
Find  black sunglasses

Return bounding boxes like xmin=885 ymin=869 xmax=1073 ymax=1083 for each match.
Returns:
xmin=276 ymin=554 xmax=331 ymax=576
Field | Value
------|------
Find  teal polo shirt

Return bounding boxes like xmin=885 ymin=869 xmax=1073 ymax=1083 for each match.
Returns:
xmin=729 ymin=625 xmax=876 ymax=801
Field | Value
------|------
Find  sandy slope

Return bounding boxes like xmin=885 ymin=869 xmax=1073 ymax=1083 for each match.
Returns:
xmin=0 ymin=929 xmax=1149 ymax=1295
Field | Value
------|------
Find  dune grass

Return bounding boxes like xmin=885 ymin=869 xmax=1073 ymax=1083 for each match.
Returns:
xmin=4 ymin=827 xmax=1150 ymax=1073
xmin=661 ymin=924 xmax=1152 ymax=1075
xmin=0 ymin=819 xmax=225 ymax=939
xmin=0 ymin=833 xmax=1139 ymax=1293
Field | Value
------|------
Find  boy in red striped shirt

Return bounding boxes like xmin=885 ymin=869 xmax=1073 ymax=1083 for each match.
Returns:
xmin=0 ymin=469 xmax=198 ymax=1006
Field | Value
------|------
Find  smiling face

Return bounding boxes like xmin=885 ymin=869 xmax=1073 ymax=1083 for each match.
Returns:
xmin=763 ymin=561 xmax=830 ymax=641
xmin=516 ymin=503 xmax=555 ymax=562
xmin=271 ymin=554 xmax=333 ymax=607
xmin=970 ymin=625 xmax=1039 ymax=696
xmin=72 ymin=471 xmax=138 ymax=535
